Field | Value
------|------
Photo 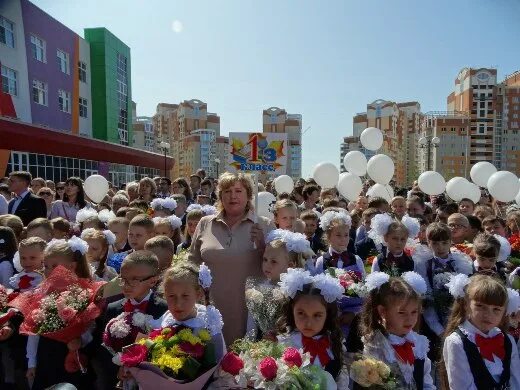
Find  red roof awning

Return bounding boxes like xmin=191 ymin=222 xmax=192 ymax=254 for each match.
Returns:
xmin=0 ymin=117 xmax=174 ymax=170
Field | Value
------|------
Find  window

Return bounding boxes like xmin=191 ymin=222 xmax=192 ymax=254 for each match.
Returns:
xmin=78 ymin=61 xmax=87 ymax=82
xmin=0 ymin=15 xmax=15 ymax=48
xmin=1 ymin=65 xmax=17 ymax=96
xmin=116 ymin=52 xmax=129 ymax=145
xmin=57 ymin=50 xmax=69 ymax=74
xmin=480 ymin=110 xmax=485 ymax=117
xmin=79 ymin=97 xmax=88 ymax=118
xmin=32 ymin=80 xmax=47 ymax=105
xmin=513 ymin=97 xmax=520 ymax=103
xmin=58 ymin=89 xmax=71 ymax=113
xmin=30 ymin=34 xmax=45 ymax=62
xmin=480 ymin=102 xmax=485 ymax=108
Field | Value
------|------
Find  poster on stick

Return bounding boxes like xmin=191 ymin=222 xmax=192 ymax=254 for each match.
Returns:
xmin=228 ymin=132 xmax=288 ymax=174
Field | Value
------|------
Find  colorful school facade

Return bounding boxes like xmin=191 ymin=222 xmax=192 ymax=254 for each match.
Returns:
xmin=0 ymin=0 xmax=172 ymax=187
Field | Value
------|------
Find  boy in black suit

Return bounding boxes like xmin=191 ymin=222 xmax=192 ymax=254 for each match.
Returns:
xmin=95 ymin=250 xmax=167 ymax=390
xmin=7 ymin=172 xmax=46 ymax=226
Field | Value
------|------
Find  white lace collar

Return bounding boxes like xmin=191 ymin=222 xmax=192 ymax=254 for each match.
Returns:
xmin=9 ymin=271 xmax=43 ymax=291
xmin=157 ymin=304 xmax=223 ymax=336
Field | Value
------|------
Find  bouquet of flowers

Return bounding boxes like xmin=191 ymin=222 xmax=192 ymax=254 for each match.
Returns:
xmin=103 ymin=311 xmax=153 ymax=354
xmin=245 ymin=278 xmax=286 ymax=339
xmin=452 ymin=243 xmax=474 ymax=259
xmin=0 ymin=285 xmax=17 ymax=327
xmin=429 ymin=272 xmax=454 ymax=324
xmin=326 ymin=268 xmax=367 ymax=314
xmin=509 ymin=234 xmax=520 ymax=266
xmin=212 ymin=339 xmax=335 ymax=389
xmin=9 ymin=265 xmax=104 ymax=373
xmin=349 ymin=357 xmax=397 ymax=389
xmin=123 ymin=325 xmax=219 ymax=389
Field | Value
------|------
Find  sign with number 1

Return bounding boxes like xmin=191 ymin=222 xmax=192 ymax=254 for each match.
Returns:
xmin=228 ymin=132 xmax=288 ymax=174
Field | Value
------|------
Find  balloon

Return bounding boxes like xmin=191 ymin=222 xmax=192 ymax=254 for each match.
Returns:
xmin=367 ymin=154 xmax=394 ymax=185
xmin=337 ymin=172 xmax=362 ymax=201
xmin=312 ymin=162 xmax=339 ymax=189
xmin=343 ymin=151 xmax=367 ymax=176
xmin=256 ymin=191 xmax=276 ymax=219
xmin=470 ymin=162 xmax=497 ymax=188
xmin=516 ymin=182 xmax=520 ymax=206
xmin=465 ymin=182 xmax=481 ymax=204
xmin=360 ymin=127 xmax=384 ymax=151
xmin=487 ymin=171 xmax=520 ymax=202
xmin=366 ymin=183 xmax=394 ymax=202
xmin=446 ymin=177 xmax=470 ymax=202
xmin=418 ymin=171 xmax=446 ymax=196
xmin=84 ymin=175 xmax=109 ymax=204
xmin=274 ymin=175 xmax=294 ymax=194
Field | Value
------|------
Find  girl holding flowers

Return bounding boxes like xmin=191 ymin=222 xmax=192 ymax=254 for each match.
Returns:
xmin=148 ymin=261 xmax=226 ymax=361
xmin=442 ymin=274 xmax=520 ymax=389
xmin=276 ymin=268 xmax=349 ymax=386
xmin=81 ymin=228 xmax=118 ymax=282
xmin=246 ymin=229 xmax=314 ymax=340
xmin=23 ymin=236 xmax=99 ymax=389
xmin=358 ymin=271 xmax=435 ymax=389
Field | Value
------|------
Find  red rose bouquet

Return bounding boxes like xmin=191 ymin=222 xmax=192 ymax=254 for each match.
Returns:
xmin=214 ymin=339 xmax=334 ymax=389
xmin=0 ymin=285 xmax=17 ymax=327
xmin=9 ymin=265 xmax=104 ymax=373
xmin=122 ymin=325 xmax=219 ymax=389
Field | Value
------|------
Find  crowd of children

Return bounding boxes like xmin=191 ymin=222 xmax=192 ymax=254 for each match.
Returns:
xmin=0 ymin=176 xmax=520 ymax=389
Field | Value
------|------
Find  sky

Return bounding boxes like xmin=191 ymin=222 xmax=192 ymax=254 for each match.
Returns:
xmin=32 ymin=0 xmax=520 ymax=178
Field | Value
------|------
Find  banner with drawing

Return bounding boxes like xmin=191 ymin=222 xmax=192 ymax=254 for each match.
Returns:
xmin=228 ymin=132 xmax=288 ymax=174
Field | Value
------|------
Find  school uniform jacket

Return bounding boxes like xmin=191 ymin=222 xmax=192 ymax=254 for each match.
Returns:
xmin=443 ymin=320 xmax=520 ymax=390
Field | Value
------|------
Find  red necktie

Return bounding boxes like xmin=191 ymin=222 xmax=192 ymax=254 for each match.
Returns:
xmin=123 ymin=300 xmax=148 ymax=313
xmin=18 ymin=275 xmax=34 ymax=290
xmin=392 ymin=341 xmax=415 ymax=365
xmin=302 ymin=335 xmax=331 ymax=366
xmin=475 ymin=333 xmax=505 ymax=362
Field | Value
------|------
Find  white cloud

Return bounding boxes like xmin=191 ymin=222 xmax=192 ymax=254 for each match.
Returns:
xmin=172 ymin=20 xmax=183 ymax=33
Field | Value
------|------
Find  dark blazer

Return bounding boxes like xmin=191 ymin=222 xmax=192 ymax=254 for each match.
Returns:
xmin=8 ymin=192 xmax=47 ymax=226
xmin=94 ymin=292 xmax=168 ymax=390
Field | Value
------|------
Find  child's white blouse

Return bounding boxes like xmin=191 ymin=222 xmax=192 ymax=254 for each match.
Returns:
xmin=9 ymin=270 xmax=43 ymax=291
xmin=363 ymin=330 xmax=435 ymax=390
xmin=443 ymin=320 xmax=520 ymax=390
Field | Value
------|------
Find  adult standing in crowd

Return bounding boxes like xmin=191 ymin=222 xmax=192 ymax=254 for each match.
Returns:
xmin=188 ymin=172 xmax=274 ymax=344
xmin=172 ymin=177 xmax=193 ymax=205
xmin=190 ymin=174 xmax=202 ymax=196
xmin=55 ymin=182 xmax=66 ymax=200
xmin=126 ymin=182 xmax=139 ymax=202
xmin=137 ymin=177 xmax=157 ymax=203
xmin=50 ymin=177 xmax=88 ymax=223
xmin=30 ymin=177 xmax=46 ymax=194
xmin=157 ymin=177 xmax=171 ymax=198
xmin=37 ymin=187 xmax=55 ymax=218
xmin=7 ymin=171 xmax=47 ymax=226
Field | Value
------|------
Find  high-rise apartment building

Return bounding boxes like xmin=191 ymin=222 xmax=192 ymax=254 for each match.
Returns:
xmin=152 ymin=99 xmax=222 ymax=178
xmin=262 ymin=107 xmax=302 ymax=179
xmin=341 ymin=100 xmax=421 ymax=186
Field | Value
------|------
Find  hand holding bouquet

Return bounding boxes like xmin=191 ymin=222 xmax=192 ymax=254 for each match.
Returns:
xmin=0 ymin=285 xmax=17 ymax=328
xmin=350 ymin=357 xmax=397 ymax=389
xmin=123 ymin=325 xmax=219 ymax=389
xmin=103 ymin=311 xmax=153 ymax=355
xmin=9 ymin=265 xmax=104 ymax=373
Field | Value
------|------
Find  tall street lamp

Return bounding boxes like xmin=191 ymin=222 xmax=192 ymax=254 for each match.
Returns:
xmin=159 ymin=141 xmax=170 ymax=177
xmin=214 ymin=158 xmax=220 ymax=177
xmin=418 ymin=136 xmax=440 ymax=171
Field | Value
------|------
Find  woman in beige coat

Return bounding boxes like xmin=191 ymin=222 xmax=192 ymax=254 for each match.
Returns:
xmin=188 ymin=172 xmax=274 ymax=345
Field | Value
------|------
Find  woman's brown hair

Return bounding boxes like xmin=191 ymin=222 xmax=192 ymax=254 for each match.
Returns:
xmin=81 ymin=229 xmax=109 ymax=278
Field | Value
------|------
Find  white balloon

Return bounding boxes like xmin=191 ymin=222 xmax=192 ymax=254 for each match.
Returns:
xmin=487 ymin=171 xmax=520 ymax=202
xmin=256 ymin=191 xmax=276 ymax=219
xmin=418 ymin=171 xmax=446 ymax=195
xmin=470 ymin=162 xmax=497 ymax=188
xmin=343 ymin=151 xmax=367 ymax=176
xmin=466 ymin=182 xmax=481 ymax=204
xmin=367 ymin=183 xmax=394 ymax=202
xmin=446 ymin=177 xmax=470 ymax=202
xmin=274 ymin=175 xmax=294 ymax=194
xmin=84 ymin=175 xmax=109 ymax=204
xmin=367 ymin=154 xmax=394 ymax=185
xmin=312 ymin=162 xmax=339 ymax=189
xmin=515 ymin=182 xmax=520 ymax=206
xmin=360 ymin=127 xmax=384 ymax=151
xmin=337 ymin=172 xmax=362 ymax=201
